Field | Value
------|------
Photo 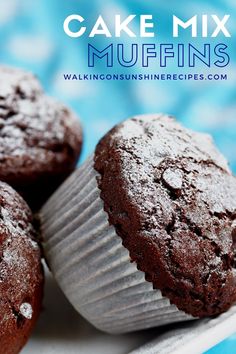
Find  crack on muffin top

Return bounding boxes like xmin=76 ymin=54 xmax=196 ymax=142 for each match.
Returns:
xmin=94 ymin=114 xmax=236 ymax=318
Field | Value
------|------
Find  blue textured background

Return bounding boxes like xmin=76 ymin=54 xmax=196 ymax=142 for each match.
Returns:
xmin=0 ymin=0 xmax=235 ymax=352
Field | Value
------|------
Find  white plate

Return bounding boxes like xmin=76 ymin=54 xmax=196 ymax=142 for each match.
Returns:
xmin=130 ymin=306 xmax=236 ymax=354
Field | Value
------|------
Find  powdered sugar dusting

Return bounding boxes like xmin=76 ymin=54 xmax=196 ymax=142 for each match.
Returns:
xmin=3 ymin=249 xmax=15 ymax=264
xmin=113 ymin=115 xmax=230 ymax=172
xmin=20 ymin=303 xmax=33 ymax=320
xmin=162 ymin=168 xmax=183 ymax=191
xmin=28 ymin=238 xmax=40 ymax=250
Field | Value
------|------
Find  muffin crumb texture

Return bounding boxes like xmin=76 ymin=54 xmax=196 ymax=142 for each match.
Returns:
xmin=94 ymin=114 xmax=236 ymax=318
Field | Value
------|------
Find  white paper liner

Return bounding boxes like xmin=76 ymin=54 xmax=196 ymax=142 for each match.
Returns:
xmin=40 ymin=156 xmax=193 ymax=334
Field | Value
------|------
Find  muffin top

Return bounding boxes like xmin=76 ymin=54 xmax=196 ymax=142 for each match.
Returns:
xmin=0 ymin=66 xmax=82 ymax=182
xmin=0 ymin=66 xmax=82 ymax=209
xmin=0 ymin=181 xmax=43 ymax=354
xmin=94 ymin=114 xmax=236 ymax=318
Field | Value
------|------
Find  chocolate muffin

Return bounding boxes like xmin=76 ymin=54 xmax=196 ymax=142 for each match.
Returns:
xmin=0 ymin=66 xmax=82 ymax=210
xmin=40 ymin=114 xmax=236 ymax=333
xmin=94 ymin=114 xmax=236 ymax=317
xmin=0 ymin=181 xmax=43 ymax=354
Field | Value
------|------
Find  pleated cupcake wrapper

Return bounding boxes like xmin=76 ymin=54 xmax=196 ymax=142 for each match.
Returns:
xmin=40 ymin=155 xmax=193 ymax=334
